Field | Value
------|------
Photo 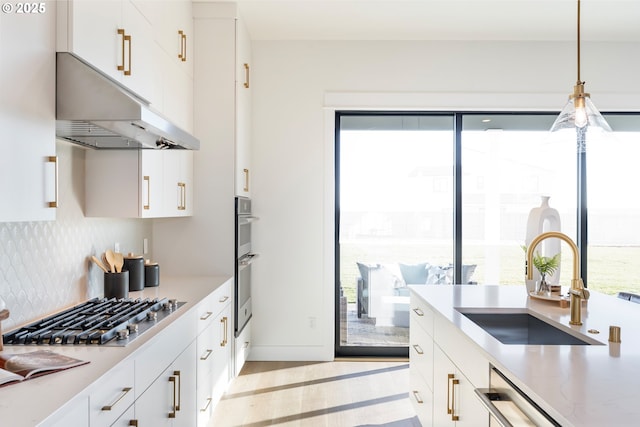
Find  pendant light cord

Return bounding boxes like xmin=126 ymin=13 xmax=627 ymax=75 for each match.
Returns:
xmin=577 ymin=0 xmax=581 ymax=84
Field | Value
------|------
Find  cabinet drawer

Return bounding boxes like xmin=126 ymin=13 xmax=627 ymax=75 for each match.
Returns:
xmin=410 ymin=369 xmax=433 ymax=427
xmin=410 ymin=320 xmax=433 ymax=390
xmin=434 ymin=315 xmax=490 ymax=388
xmin=88 ymin=359 xmax=135 ymax=427
xmin=197 ymin=279 xmax=232 ymax=334
xmin=234 ymin=318 xmax=251 ymax=376
xmin=135 ymin=308 xmax=197 ymax=393
xmin=410 ymin=292 xmax=434 ymax=337
xmin=197 ymin=372 xmax=214 ymax=427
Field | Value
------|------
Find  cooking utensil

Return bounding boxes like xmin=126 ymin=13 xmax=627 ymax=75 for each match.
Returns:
xmin=91 ymin=255 xmax=109 ymax=273
xmin=105 ymin=249 xmax=117 ymax=273
xmin=114 ymin=251 xmax=124 ymax=273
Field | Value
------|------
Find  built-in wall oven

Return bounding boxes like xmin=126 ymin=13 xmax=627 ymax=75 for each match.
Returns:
xmin=235 ymin=197 xmax=258 ymax=337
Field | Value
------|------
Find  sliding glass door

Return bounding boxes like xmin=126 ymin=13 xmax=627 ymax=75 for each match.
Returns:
xmin=336 ymin=111 xmax=640 ymax=358
xmin=335 ymin=113 xmax=454 ymax=357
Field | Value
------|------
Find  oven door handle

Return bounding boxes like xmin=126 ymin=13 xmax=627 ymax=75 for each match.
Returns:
xmin=239 ymin=253 xmax=259 ymax=266
xmin=239 ymin=216 xmax=259 ymax=225
xmin=474 ymin=388 xmax=514 ymax=427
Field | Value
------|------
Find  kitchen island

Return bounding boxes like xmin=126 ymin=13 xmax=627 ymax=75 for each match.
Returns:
xmin=410 ymin=284 xmax=640 ymax=427
xmin=0 ymin=275 xmax=232 ymax=427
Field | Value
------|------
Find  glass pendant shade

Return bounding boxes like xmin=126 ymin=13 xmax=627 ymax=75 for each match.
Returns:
xmin=550 ymin=94 xmax=612 ymax=132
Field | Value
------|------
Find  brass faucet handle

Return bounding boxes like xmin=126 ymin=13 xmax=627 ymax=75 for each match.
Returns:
xmin=570 ymin=278 xmax=590 ymax=299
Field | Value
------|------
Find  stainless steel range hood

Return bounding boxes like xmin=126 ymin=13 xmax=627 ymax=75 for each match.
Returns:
xmin=56 ymin=53 xmax=199 ymax=150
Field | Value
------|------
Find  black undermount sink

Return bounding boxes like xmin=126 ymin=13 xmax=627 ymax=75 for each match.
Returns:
xmin=459 ymin=311 xmax=596 ymax=345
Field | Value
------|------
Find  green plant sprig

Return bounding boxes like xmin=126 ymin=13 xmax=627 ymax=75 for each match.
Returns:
xmin=521 ymin=245 xmax=560 ymax=276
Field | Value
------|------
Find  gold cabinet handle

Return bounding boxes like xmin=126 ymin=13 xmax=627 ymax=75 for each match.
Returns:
xmin=200 ymin=397 xmax=213 ymax=412
xmin=412 ymin=344 xmax=424 ymax=355
xmin=447 ymin=374 xmax=454 ymax=415
xmin=220 ymin=316 xmax=228 ymax=346
xmin=169 ymin=376 xmax=177 ymax=418
xmin=446 ymin=374 xmax=460 ymax=420
xmin=124 ymin=33 xmax=132 ymax=76
xmin=177 ymin=182 xmax=186 ymax=210
xmin=143 ymin=176 xmax=150 ymax=210
xmin=412 ymin=308 xmax=424 ymax=316
xmin=243 ymin=63 xmax=250 ymax=88
xmin=451 ymin=376 xmax=460 ymax=421
xmin=117 ymin=29 xmax=126 ymax=71
xmin=200 ymin=311 xmax=213 ymax=321
xmin=174 ymin=370 xmax=182 ymax=411
xmin=243 ymin=341 xmax=250 ymax=349
xmin=200 ymin=349 xmax=213 ymax=361
xmin=243 ymin=168 xmax=249 ymax=192
xmin=178 ymin=30 xmax=187 ymax=62
xmin=101 ymin=387 xmax=132 ymax=411
xmin=116 ymin=29 xmax=132 ymax=75
xmin=129 ymin=421 xmax=138 ymax=427
xmin=219 ymin=295 xmax=230 ymax=303
xmin=47 ymin=156 xmax=58 ymax=208
xmin=412 ymin=390 xmax=424 ymax=404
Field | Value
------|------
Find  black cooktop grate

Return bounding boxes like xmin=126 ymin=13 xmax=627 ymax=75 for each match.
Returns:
xmin=2 ymin=297 xmax=181 ymax=346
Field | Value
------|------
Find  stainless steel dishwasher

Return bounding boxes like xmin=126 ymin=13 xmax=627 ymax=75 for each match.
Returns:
xmin=475 ymin=366 xmax=561 ymax=427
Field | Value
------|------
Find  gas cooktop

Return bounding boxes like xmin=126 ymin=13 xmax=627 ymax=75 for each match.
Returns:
xmin=2 ymin=297 xmax=185 ymax=347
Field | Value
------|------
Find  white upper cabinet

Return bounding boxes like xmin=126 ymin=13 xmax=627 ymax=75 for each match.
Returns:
xmin=136 ymin=0 xmax=194 ymax=132
xmin=163 ymin=150 xmax=194 ymax=217
xmin=58 ymin=0 xmax=159 ymax=105
xmin=235 ymin=18 xmax=252 ymax=197
xmin=85 ymin=150 xmax=193 ymax=218
xmin=0 ymin=1 xmax=57 ymax=222
xmin=57 ymin=0 xmax=194 ymax=132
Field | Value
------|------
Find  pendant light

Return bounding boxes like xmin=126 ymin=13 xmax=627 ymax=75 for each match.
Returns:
xmin=550 ymin=0 xmax=611 ymax=134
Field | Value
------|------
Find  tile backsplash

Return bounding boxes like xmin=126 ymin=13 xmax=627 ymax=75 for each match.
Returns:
xmin=0 ymin=141 xmax=151 ymax=330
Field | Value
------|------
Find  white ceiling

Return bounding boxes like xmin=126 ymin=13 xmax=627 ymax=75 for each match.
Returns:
xmin=224 ymin=0 xmax=640 ymax=41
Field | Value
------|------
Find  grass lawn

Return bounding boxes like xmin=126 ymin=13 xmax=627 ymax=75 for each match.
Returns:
xmin=339 ymin=242 xmax=640 ymax=303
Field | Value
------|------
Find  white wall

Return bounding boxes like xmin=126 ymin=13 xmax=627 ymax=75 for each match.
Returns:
xmin=249 ymin=40 xmax=640 ymax=361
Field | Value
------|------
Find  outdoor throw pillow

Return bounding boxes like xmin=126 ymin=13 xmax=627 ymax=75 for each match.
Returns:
xmin=399 ymin=262 xmax=430 ymax=284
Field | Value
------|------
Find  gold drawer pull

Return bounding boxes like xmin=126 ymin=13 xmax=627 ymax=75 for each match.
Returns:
xmin=219 ymin=295 xmax=229 ymax=303
xmin=200 ymin=349 xmax=213 ymax=361
xmin=200 ymin=397 xmax=213 ymax=412
xmin=412 ymin=344 xmax=424 ymax=355
xmin=412 ymin=390 xmax=424 ymax=404
xmin=200 ymin=311 xmax=213 ymax=320
xmin=412 ymin=308 xmax=424 ymax=316
xmin=102 ymin=387 xmax=132 ymax=411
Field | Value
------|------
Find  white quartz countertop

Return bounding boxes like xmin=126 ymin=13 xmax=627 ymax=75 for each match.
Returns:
xmin=0 ymin=275 xmax=231 ymax=427
xmin=410 ymin=284 xmax=640 ymax=427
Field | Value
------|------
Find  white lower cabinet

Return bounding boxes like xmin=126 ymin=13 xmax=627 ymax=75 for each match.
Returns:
xmin=196 ymin=285 xmax=232 ymax=427
xmin=44 ymin=398 xmax=89 ymax=427
xmin=433 ymin=345 xmax=488 ymax=426
xmin=40 ymin=280 xmax=233 ymax=427
xmin=410 ymin=291 xmax=490 ymax=427
xmin=90 ymin=359 xmax=135 ymax=427
xmin=133 ymin=341 xmax=197 ymax=426
xmin=234 ymin=319 xmax=251 ymax=377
